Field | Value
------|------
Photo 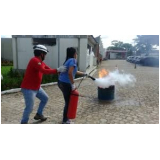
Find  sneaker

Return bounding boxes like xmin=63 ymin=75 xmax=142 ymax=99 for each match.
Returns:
xmin=62 ymin=119 xmax=71 ymax=124
xmin=34 ymin=113 xmax=47 ymax=121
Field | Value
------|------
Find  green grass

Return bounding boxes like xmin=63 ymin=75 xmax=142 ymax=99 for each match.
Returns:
xmin=1 ymin=66 xmax=83 ymax=91
xmin=1 ymin=66 xmax=13 ymax=75
xmin=1 ymin=66 xmax=59 ymax=91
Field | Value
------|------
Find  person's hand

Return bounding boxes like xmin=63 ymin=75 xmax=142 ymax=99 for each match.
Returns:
xmin=83 ymin=73 xmax=88 ymax=77
xmin=71 ymin=83 xmax=76 ymax=91
xmin=57 ymin=66 xmax=67 ymax=72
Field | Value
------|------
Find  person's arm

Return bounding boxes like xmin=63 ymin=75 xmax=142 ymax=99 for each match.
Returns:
xmin=34 ymin=60 xmax=57 ymax=74
xmin=68 ymin=66 xmax=74 ymax=84
xmin=39 ymin=65 xmax=57 ymax=74
xmin=68 ymin=66 xmax=76 ymax=90
xmin=76 ymin=71 xmax=86 ymax=76
xmin=44 ymin=65 xmax=51 ymax=69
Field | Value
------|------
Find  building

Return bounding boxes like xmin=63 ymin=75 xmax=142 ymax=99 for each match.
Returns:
xmin=106 ymin=50 xmax=127 ymax=59
xmin=87 ymin=35 xmax=99 ymax=67
xmin=12 ymin=35 xmax=99 ymax=72
xmin=1 ymin=38 xmax=13 ymax=61
xmin=95 ymin=36 xmax=106 ymax=62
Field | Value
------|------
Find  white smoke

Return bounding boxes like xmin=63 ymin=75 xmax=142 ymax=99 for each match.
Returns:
xmin=94 ymin=69 xmax=136 ymax=88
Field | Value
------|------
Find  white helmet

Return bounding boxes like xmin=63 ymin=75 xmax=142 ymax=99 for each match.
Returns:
xmin=33 ymin=44 xmax=49 ymax=53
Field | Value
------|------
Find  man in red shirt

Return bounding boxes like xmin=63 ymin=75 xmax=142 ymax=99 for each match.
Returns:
xmin=21 ymin=44 xmax=66 ymax=124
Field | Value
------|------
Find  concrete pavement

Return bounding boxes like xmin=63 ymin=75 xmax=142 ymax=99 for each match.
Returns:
xmin=1 ymin=60 xmax=159 ymax=124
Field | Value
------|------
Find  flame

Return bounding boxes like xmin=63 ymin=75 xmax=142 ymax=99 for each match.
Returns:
xmin=99 ymin=69 xmax=109 ymax=78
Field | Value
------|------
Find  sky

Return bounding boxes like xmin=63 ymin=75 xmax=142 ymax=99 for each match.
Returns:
xmin=94 ymin=35 xmax=138 ymax=48
xmin=1 ymin=35 xmax=12 ymax=38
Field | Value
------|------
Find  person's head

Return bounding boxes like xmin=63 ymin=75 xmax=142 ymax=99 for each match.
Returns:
xmin=33 ymin=44 xmax=49 ymax=61
xmin=64 ymin=47 xmax=77 ymax=64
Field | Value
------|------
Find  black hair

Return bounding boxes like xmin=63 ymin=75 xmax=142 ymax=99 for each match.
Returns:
xmin=34 ymin=50 xmax=46 ymax=57
xmin=63 ymin=47 xmax=76 ymax=64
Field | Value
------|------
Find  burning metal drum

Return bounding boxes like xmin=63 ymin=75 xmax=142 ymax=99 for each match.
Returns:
xmin=98 ymin=85 xmax=115 ymax=101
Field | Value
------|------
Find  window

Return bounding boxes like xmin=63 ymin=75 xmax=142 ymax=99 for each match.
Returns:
xmin=32 ymin=38 xmax=56 ymax=46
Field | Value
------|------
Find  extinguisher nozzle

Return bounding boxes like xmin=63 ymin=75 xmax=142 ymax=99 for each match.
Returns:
xmin=88 ymin=75 xmax=96 ymax=81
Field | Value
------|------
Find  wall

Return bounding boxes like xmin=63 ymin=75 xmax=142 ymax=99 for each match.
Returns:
xmin=79 ymin=38 xmax=88 ymax=71
xmin=59 ymin=38 xmax=88 ymax=71
xmin=12 ymin=37 xmax=58 ymax=69
xmin=59 ymin=38 xmax=78 ymax=66
xmin=12 ymin=37 xmax=88 ymax=72
xmin=99 ymin=40 xmax=105 ymax=58
xmin=86 ymin=49 xmax=90 ymax=68
xmin=110 ymin=52 xmax=117 ymax=59
xmin=1 ymin=38 xmax=13 ymax=61
xmin=89 ymin=51 xmax=94 ymax=67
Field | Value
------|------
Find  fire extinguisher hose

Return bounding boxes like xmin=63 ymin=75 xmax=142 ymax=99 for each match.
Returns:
xmin=77 ymin=76 xmax=85 ymax=89
xmin=76 ymin=75 xmax=95 ymax=99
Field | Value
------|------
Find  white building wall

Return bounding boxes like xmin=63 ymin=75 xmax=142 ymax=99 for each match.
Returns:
xmin=93 ymin=57 xmax=97 ymax=66
xmin=86 ymin=49 xmax=90 ymax=68
xmin=59 ymin=38 xmax=78 ymax=66
xmin=12 ymin=38 xmax=58 ymax=70
xmin=12 ymin=38 xmax=17 ymax=69
xmin=1 ymin=38 xmax=13 ymax=61
xmin=43 ymin=44 xmax=58 ymax=69
xmin=79 ymin=38 xmax=88 ymax=71
xmin=12 ymin=37 xmax=88 ymax=72
xmin=89 ymin=51 xmax=94 ymax=67
xmin=17 ymin=38 xmax=33 ymax=69
xmin=110 ymin=53 xmax=117 ymax=59
xmin=59 ymin=38 xmax=88 ymax=71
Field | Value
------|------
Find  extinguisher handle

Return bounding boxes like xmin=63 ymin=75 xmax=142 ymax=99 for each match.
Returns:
xmin=71 ymin=83 xmax=76 ymax=90
xmin=72 ymin=89 xmax=78 ymax=93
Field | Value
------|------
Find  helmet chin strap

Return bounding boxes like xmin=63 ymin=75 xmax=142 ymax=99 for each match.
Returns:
xmin=41 ymin=54 xmax=45 ymax=61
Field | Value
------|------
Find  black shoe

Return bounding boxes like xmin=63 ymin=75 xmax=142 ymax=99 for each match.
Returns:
xmin=34 ymin=113 xmax=47 ymax=121
xmin=21 ymin=122 xmax=28 ymax=124
xmin=62 ymin=119 xmax=71 ymax=124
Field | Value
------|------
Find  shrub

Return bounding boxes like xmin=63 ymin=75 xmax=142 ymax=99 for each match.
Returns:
xmin=1 ymin=59 xmax=13 ymax=66
xmin=1 ymin=77 xmax=23 ymax=91
xmin=1 ymin=67 xmax=83 ymax=91
xmin=1 ymin=68 xmax=59 ymax=91
xmin=42 ymin=74 xmax=58 ymax=84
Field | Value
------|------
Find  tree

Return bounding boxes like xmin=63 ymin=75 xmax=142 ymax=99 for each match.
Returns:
xmin=122 ymin=43 xmax=133 ymax=51
xmin=107 ymin=41 xmax=133 ymax=56
xmin=111 ymin=40 xmax=123 ymax=48
xmin=133 ymin=35 xmax=159 ymax=56
xmin=107 ymin=40 xmax=125 ymax=50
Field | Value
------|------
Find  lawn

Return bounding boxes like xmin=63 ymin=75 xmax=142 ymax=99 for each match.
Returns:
xmin=1 ymin=66 xmax=13 ymax=75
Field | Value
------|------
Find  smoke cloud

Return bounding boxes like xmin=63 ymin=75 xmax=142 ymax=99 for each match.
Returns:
xmin=94 ymin=69 xmax=136 ymax=88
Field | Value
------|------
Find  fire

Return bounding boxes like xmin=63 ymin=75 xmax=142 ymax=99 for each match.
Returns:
xmin=99 ymin=69 xmax=109 ymax=78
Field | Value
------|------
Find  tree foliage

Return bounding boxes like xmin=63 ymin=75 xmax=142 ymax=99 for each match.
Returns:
xmin=107 ymin=40 xmax=133 ymax=56
xmin=133 ymin=35 xmax=159 ymax=56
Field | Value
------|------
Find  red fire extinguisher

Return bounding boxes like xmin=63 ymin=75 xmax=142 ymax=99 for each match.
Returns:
xmin=67 ymin=90 xmax=79 ymax=119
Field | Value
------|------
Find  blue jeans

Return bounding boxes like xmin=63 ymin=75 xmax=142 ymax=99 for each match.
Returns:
xmin=58 ymin=80 xmax=71 ymax=122
xmin=21 ymin=87 xmax=49 ymax=123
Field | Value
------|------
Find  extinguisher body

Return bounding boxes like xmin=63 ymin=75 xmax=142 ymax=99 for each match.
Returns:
xmin=67 ymin=90 xmax=79 ymax=119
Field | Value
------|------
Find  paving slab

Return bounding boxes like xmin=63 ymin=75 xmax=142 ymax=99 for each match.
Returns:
xmin=1 ymin=60 xmax=159 ymax=124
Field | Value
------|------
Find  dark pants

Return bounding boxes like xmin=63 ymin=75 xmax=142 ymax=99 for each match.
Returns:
xmin=58 ymin=80 xmax=71 ymax=122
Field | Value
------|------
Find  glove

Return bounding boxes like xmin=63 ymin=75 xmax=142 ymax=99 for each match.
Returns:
xmin=57 ymin=66 xmax=67 ymax=72
xmin=71 ymin=83 xmax=76 ymax=91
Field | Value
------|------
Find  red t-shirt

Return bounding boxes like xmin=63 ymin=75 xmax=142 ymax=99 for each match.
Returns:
xmin=21 ymin=57 xmax=57 ymax=90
